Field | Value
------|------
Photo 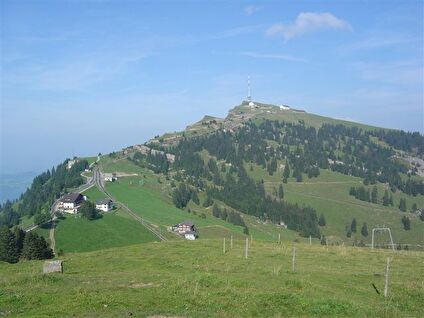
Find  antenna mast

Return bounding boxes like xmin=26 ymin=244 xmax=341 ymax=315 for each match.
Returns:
xmin=247 ymin=75 xmax=251 ymax=102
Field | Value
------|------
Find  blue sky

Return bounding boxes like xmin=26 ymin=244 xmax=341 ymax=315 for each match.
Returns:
xmin=1 ymin=0 xmax=423 ymax=175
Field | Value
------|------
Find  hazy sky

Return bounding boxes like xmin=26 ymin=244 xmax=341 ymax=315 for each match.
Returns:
xmin=1 ymin=0 xmax=423 ymax=174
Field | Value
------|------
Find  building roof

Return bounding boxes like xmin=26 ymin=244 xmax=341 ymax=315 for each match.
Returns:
xmin=96 ymin=199 xmax=112 ymax=205
xmin=60 ymin=193 xmax=83 ymax=203
xmin=180 ymin=220 xmax=194 ymax=227
xmin=185 ymin=231 xmax=197 ymax=235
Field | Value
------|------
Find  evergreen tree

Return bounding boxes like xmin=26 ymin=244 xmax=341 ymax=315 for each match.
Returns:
xmin=202 ymin=196 xmax=214 ymax=207
xmin=278 ymin=184 xmax=284 ymax=199
xmin=382 ymin=190 xmax=390 ymax=206
xmin=212 ymin=205 xmax=221 ymax=218
xmin=399 ymin=198 xmax=407 ymax=212
xmin=350 ymin=218 xmax=357 ymax=233
xmin=191 ymin=191 xmax=200 ymax=205
xmin=21 ymin=232 xmax=53 ymax=260
xmin=361 ymin=222 xmax=368 ymax=237
xmin=371 ymin=186 xmax=378 ymax=203
xmin=318 ymin=213 xmax=326 ymax=226
xmin=401 ymin=216 xmax=411 ymax=230
xmin=0 ymin=227 xmax=19 ymax=263
xmin=411 ymin=203 xmax=417 ymax=213
xmin=80 ymin=201 xmax=101 ymax=220
xmin=283 ymin=163 xmax=290 ymax=180
xmin=320 ymin=235 xmax=326 ymax=245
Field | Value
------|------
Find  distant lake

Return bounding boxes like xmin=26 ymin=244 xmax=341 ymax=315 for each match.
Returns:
xmin=0 ymin=171 xmax=38 ymax=203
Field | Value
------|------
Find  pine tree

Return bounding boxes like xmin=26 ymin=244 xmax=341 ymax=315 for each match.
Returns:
xmin=191 ymin=191 xmax=200 ymax=205
xmin=0 ymin=227 xmax=19 ymax=263
xmin=399 ymin=198 xmax=407 ymax=212
xmin=318 ymin=213 xmax=326 ymax=226
xmin=278 ymin=184 xmax=284 ymax=199
xmin=411 ymin=203 xmax=417 ymax=213
xmin=401 ymin=216 xmax=411 ymax=230
xmin=21 ymin=232 xmax=53 ymax=260
xmin=361 ymin=222 xmax=368 ymax=237
xmin=202 ymin=196 xmax=214 ymax=207
xmin=320 ymin=235 xmax=326 ymax=245
xmin=383 ymin=190 xmax=390 ymax=206
xmin=80 ymin=201 xmax=101 ymax=220
xmin=371 ymin=186 xmax=378 ymax=203
xmin=350 ymin=218 xmax=357 ymax=233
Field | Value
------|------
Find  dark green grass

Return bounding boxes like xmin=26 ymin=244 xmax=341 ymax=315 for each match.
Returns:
xmin=54 ymin=213 xmax=158 ymax=253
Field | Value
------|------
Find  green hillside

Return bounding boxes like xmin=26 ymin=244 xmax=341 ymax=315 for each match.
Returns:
xmin=1 ymin=240 xmax=422 ymax=317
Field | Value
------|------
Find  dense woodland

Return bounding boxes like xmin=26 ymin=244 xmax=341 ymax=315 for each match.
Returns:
xmin=0 ymin=159 xmax=88 ymax=228
xmin=163 ymin=119 xmax=424 ymax=237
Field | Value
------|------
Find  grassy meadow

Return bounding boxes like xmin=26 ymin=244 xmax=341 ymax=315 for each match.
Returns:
xmin=1 ymin=240 xmax=423 ymax=317
xmin=54 ymin=213 xmax=158 ymax=253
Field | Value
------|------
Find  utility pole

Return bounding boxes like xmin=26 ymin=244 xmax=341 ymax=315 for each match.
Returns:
xmin=309 ymin=235 xmax=312 ymax=245
xmin=223 ymin=238 xmax=226 ymax=254
xmin=245 ymin=237 xmax=249 ymax=259
xmin=292 ymin=247 xmax=296 ymax=272
xmin=230 ymin=235 xmax=233 ymax=249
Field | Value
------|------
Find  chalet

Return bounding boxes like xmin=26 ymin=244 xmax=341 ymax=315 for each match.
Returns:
xmin=95 ymin=199 xmax=113 ymax=212
xmin=184 ymin=231 xmax=197 ymax=240
xmin=172 ymin=220 xmax=197 ymax=239
xmin=173 ymin=220 xmax=194 ymax=234
xmin=60 ymin=193 xmax=84 ymax=214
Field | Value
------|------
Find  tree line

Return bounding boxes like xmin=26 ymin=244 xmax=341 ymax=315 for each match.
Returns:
xmin=0 ymin=159 xmax=88 ymax=228
xmin=0 ymin=227 xmax=53 ymax=263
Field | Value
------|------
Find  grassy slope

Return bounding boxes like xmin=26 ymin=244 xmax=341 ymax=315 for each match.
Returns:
xmin=82 ymin=186 xmax=108 ymax=203
xmin=102 ymin=159 xmax=303 ymax=242
xmin=1 ymin=240 xmax=423 ymax=317
xmin=248 ymin=164 xmax=424 ymax=246
xmin=54 ymin=213 xmax=158 ymax=253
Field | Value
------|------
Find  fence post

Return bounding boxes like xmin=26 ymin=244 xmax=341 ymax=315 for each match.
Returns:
xmin=292 ymin=247 xmax=296 ymax=272
xmin=309 ymin=235 xmax=312 ymax=245
xmin=230 ymin=235 xmax=233 ymax=249
xmin=384 ymin=258 xmax=391 ymax=297
xmin=223 ymin=238 xmax=226 ymax=254
xmin=245 ymin=237 xmax=248 ymax=259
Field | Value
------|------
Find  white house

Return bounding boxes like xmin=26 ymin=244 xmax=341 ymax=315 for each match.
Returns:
xmin=280 ymin=105 xmax=290 ymax=110
xmin=184 ymin=231 xmax=197 ymax=240
xmin=60 ymin=193 xmax=84 ymax=214
xmin=95 ymin=199 xmax=113 ymax=212
xmin=104 ymin=173 xmax=117 ymax=182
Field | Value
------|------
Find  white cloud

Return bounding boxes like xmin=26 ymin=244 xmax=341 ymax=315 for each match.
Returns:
xmin=242 ymin=52 xmax=307 ymax=62
xmin=244 ymin=5 xmax=260 ymax=16
xmin=266 ymin=12 xmax=352 ymax=41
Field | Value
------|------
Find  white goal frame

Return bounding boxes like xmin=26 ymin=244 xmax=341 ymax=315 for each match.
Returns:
xmin=371 ymin=227 xmax=395 ymax=252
